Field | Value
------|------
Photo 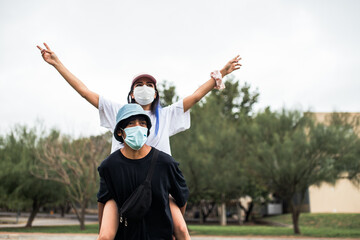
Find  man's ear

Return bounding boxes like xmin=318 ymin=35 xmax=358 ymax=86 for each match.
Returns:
xmin=117 ymin=129 xmax=123 ymax=139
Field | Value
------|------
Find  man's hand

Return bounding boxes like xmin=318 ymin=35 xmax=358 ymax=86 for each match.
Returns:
xmin=220 ymin=55 xmax=242 ymax=77
xmin=37 ymin=43 xmax=60 ymax=66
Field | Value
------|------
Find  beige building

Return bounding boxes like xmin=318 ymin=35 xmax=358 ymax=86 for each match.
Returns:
xmin=308 ymin=112 xmax=360 ymax=213
xmin=309 ymin=178 xmax=360 ymax=213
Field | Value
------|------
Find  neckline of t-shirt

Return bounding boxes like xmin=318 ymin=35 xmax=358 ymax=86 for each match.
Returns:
xmin=118 ymin=147 xmax=154 ymax=164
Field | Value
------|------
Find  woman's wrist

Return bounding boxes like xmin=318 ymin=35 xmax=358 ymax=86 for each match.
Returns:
xmin=210 ymin=70 xmax=225 ymax=90
xmin=52 ymin=59 xmax=62 ymax=68
xmin=220 ymin=69 xmax=227 ymax=78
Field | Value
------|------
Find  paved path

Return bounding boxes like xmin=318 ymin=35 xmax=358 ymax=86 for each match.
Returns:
xmin=0 ymin=216 xmax=97 ymax=228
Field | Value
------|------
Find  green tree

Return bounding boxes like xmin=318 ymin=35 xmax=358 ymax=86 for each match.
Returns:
xmin=0 ymin=125 xmax=66 ymax=227
xmin=248 ymin=109 xmax=360 ymax=234
xmin=171 ymin=77 xmax=262 ymax=225
xmin=158 ymin=80 xmax=179 ymax=107
xmin=33 ymin=130 xmax=111 ymax=230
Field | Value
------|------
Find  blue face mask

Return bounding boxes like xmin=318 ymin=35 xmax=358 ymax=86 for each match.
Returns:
xmin=123 ymin=126 xmax=148 ymax=150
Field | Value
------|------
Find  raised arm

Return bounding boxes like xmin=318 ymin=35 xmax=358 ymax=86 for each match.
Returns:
xmin=183 ymin=55 xmax=242 ymax=112
xmin=37 ymin=43 xmax=99 ymax=108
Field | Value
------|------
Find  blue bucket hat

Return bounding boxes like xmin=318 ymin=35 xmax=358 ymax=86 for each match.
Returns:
xmin=114 ymin=104 xmax=152 ymax=142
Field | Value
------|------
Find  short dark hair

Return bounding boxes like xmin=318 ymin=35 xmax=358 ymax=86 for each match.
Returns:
xmin=116 ymin=115 xmax=151 ymax=143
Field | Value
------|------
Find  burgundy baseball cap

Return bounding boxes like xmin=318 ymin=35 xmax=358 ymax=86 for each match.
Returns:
xmin=131 ymin=73 xmax=157 ymax=86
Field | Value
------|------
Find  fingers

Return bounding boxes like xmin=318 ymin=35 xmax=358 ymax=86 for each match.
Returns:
xmin=37 ymin=43 xmax=51 ymax=53
xmin=232 ymin=62 xmax=242 ymax=71
xmin=230 ymin=55 xmax=242 ymax=64
xmin=44 ymin=42 xmax=51 ymax=50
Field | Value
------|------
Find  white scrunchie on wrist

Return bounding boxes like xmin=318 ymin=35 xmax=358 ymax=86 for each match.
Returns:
xmin=211 ymin=70 xmax=225 ymax=90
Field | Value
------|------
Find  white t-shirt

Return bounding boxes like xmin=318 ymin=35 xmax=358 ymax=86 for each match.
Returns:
xmin=98 ymin=96 xmax=191 ymax=155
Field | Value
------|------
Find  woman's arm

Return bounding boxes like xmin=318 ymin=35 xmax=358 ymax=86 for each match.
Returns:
xmin=97 ymin=200 xmax=119 ymax=240
xmin=37 ymin=43 xmax=99 ymax=108
xmin=183 ymin=55 xmax=242 ymax=112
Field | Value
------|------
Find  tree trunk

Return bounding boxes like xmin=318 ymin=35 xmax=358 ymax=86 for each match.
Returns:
xmin=60 ymin=205 xmax=65 ymax=217
xmin=237 ymin=200 xmax=253 ymax=223
xmin=219 ymin=202 xmax=227 ymax=226
xmin=71 ymin=202 xmax=85 ymax=230
xmin=244 ymin=201 xmax=253 ymax=222
xmin=80 ymin=201 xmax=86 ymax=230
xmin=199 ymin=201 xmax=204 ymax=224
xmin=289 ymin=201 xmax=301 ymax=234
xmin=235 ymin=200 xmax=243 ymax=225
xmin=25 ymin=199 xmax=40 ymax=228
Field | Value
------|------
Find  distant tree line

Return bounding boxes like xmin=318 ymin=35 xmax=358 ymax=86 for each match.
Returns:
xmin=1 ymin=77 xmax=359 ymax=234
xmin=162 ymin=77 xmax=360 ymax=234
xmin=0 ymin=126 xmax=111 ymax=230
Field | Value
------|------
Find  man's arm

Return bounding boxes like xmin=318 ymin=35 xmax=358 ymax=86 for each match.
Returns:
xmin=183 ymin=55 xmax=242 ymax=112
xmin=37 ymin=43 xmax=99 ymax=108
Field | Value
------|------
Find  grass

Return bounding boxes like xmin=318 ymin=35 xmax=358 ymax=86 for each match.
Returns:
xmin=1 ymin=213 xmax=360 ymax=238
xmin=188 ymin=225 xmax=360 ymax=238
xmin=264 ymin=213 xmax=360 ymax=229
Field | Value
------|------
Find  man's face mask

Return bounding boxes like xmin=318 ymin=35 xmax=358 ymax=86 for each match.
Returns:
xmin=123 ymin=126 xmax=148 ymax=150
xmin=133 ymin=85 xmax=156 ymax=106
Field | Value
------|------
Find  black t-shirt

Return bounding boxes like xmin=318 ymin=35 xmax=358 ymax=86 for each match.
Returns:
xmin=98 ymin=147 xmax=189 ymax=240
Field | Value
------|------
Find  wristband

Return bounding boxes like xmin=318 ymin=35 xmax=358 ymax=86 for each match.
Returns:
xmin=211 ymin=70 xmax=225 ymax=90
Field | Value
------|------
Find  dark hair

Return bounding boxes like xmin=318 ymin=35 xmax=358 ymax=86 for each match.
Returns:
xmin=116 ymin=115 xmax=151 ymax=143
xmin=127 ymin=83 xmax=160 ymax=135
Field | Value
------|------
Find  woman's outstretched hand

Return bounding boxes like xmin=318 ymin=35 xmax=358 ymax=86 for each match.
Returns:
xmin=36 ymin=43 xmax=60 ymax=66
xmin=221 ymin=55 xmax=242 ymax=77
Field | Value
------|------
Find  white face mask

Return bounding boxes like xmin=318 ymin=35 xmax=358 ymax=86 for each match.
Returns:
xmin=133 ymin=85 xmax=156 ymax=106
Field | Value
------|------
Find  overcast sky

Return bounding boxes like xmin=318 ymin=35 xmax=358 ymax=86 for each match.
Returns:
xmin=1 ymin=0 xmax=359 ymax=137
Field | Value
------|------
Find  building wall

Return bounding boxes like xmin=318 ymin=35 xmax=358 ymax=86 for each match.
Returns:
xmin=308 ymin=112 xmax=360 ymax=213
xmin=309 ymin=179 xmax=360 ymax=213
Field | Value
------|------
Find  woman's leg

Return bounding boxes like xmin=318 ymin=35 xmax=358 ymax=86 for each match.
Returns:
xmin=97 ymin=199 xmax=119 ymax=240
xmin=169 ymin=197 xmax=191 ymax=240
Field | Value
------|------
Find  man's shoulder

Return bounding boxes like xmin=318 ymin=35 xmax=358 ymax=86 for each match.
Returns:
xmin=99 ymin=150 xmax=121 ymax=169
xmin=154 ymin=148 xmax=177 ymax=166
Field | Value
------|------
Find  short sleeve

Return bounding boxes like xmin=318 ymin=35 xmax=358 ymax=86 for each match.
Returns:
xmin=97 ymin=166 xmax=113 ymax=204
xmin=165 ymin=99 xmax=191 ymax=137
xmin=98 ymin=95 xmax=123 ymax=132
xmin=168 ymin=161 xmax=189 ymax=208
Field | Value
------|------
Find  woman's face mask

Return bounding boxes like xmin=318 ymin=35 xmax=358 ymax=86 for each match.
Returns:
xmin=123 ymin=126 xmax=148 ymax=150
xmin=133 ymin=85 xmax=156 ymax=106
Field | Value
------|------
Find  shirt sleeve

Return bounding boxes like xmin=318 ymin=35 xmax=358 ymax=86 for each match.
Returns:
xmin=98 ymin=95 xmax=123 ymax=132
xmin=165 ymin=99 xmax=191 ymax=137
xmin=97 ymin=166 xmax=113 ymax=204
xmin=168 ymin=161 xmax=189 ymax=208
